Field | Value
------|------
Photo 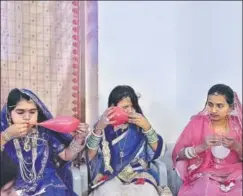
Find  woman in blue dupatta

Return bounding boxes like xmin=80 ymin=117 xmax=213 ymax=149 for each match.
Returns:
xmin=86 ymin=85 xmax=166 ymax=196
xmin=0 ymin=88 xmax=89 ymax=196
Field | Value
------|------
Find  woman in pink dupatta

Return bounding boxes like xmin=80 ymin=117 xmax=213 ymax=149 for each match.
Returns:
xmin=172 ymin=84 xmax=242 ymax=196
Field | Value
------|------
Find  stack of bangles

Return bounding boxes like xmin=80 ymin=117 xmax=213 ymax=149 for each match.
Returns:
xmin=142 ymin=127 xmax=159 ymax=144
xmin=68 ymin=139 xmax=85 ymax=155
xmin=1 ymin=131 xmax=13 ymax=151
xmin=87 ymin=130 xmax=102 ymax=150
xmin=184 ymin=146 xmax=198 ymax=159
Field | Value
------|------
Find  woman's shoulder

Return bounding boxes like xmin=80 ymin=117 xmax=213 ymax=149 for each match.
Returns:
xmin=189 ymin=114 xmax=208 ymax=123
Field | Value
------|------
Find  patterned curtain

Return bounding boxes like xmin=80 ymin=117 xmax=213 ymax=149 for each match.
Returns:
xmin=0 ymin=1 xmax=98 ymax=123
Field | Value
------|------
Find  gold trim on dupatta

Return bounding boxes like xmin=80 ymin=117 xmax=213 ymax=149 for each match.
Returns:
xmin=111 ymin=131 xmax=128 ymax=146
xmin=101 ymin=132 xmax=113 ymax=173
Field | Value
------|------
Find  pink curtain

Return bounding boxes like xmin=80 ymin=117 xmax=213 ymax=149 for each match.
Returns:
xmin=0 ymin=1 xmax=99 ymax=122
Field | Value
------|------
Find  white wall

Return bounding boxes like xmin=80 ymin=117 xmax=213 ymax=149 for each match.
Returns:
xmin=98 ymin=1 xmax=242 ymax=142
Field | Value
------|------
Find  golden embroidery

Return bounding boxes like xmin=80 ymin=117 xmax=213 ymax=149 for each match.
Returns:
xmin=118 ymin=164 xmax=157 ymax=186
xmin=112 ymin=131 xmax=128 ymax=145
xmin=158 ymin=186 xmax=173 ymax=196
xmin=118 ymin=164 xmax=137 ymax=182
xmin=92 ymin=173 xmax=103 ymax=184
xmin=101 ymin=132 xmax=113 ymax=173
xmin=138 ymin=159 xmax=148 ymax=169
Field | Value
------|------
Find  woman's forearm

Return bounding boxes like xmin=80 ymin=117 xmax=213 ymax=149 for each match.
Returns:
xmin=149 ymin=142 xmax=158 ymax=151
xmin=1 ymin=130 xmax=13 ymax=151
xmin=176 ymin=144 xmax=207 ymax=161
xmin=59 ymin=138 xmax=85 ymax=161
xmin=142 ymin=127 xmax=159 ymax=152
xmin=86 ymin=129 xmax=103 ymax=161
xmin=87 ymin=148 xmax=99 ymax=161
xmin=194 ymin=143 xmax=208 ymax=154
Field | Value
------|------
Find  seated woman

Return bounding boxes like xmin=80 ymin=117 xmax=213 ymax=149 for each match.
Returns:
xmin=172 ymin=84 xmax=242 ymax=196
xmin=0 ymin=88 xmax=89 ymax=196
xmin=86 ymin=85 xmax=166 ymax=196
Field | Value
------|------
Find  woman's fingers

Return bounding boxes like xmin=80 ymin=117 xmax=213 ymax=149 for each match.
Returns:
xmin=128 ymin=119 xmax=137 ymax=124
xmin=107 ymin=108 xmax=115 ymax=116
xmin=108 ymin=120 xmax=117 ymax=125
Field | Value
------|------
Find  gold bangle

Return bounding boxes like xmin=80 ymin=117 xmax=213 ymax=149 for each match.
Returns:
xmin=2 ymin=130 xmax=12 ymax=142
xmin=1 ymin=145 xmax=4 ymax=151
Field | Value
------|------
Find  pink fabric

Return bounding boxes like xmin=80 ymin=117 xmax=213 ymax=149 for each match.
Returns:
xmin=172 ymin=93 xmax=242 ymax=196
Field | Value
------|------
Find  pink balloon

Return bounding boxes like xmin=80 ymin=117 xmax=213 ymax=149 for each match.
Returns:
xmin=110 ymin=107 xmax=128 ymax=126
xmin=38 ymin=116 xmax=80 ymax=133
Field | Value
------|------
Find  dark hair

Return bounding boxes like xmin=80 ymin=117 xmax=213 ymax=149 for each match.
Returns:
xmin=0 ymin=151 xmax=18 ymax=189
xmin=108 ymin=85 xmax=143 ymax=114
xmin=207 ymin=84 xmax=234 ymax=105
xmin=7 ymin=88 xmax=46 ymax=122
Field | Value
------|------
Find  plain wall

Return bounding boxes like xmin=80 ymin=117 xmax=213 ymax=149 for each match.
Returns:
xmin=98 ymin=1 xmax=242 ymax=142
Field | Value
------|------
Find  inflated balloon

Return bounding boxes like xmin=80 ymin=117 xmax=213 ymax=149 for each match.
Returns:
xmin=38 ymin=116 xmax=80 ymax=133
xmin=110 ymin=107 xmax=128 ymax=126
xmin=211 ymin=145 xmax=230 ymax=159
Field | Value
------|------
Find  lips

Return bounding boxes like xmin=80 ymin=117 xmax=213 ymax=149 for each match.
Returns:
xmin=210 ymin=114 xmax=219 ymax=118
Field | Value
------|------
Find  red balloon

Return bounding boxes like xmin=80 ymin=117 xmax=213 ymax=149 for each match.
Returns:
xmin=38 ymin=116 xmax=80 ymax=133
xmin=110 ymin=107 xmax=128 ymax=126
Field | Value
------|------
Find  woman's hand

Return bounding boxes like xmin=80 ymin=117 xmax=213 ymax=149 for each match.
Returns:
xmin=127 ymin=112 xmax=151 ymax=131
xmin=75 ymin=123 xmax=90 ymax=144
xmin=94 ymin=107 xmax=116 ymax=134
xmin=203 ymin=135 xmax=222 ymax=148
xmin=4 ymin=123 xmax=29 ymax=139
xmin=222 ymin=136 xmax=238 ymax=150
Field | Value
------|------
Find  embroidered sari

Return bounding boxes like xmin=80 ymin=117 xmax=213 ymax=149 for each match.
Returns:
xmin=87 ymin=124 xmax=166 ymax=195
xmin=0 ymin=89 xmax=77 ymax=196
xmin=172 ymin=92 xmax=242 ymax=196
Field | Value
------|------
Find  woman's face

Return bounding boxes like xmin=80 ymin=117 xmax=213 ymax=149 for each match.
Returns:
xmin=10 ymin=99 xmax=38 ymax=127
xmin=117 ymin=97 xmax=135 ymax=114
xmin=206 ymin=94 xmax=231 ymax=121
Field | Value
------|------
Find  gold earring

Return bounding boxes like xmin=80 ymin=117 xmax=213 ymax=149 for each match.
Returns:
xmin=7 ymin=113 xmax=12 ymax=126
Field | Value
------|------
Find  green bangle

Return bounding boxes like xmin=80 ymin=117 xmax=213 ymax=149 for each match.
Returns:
xmin=87 ymin=131 xmax=102 ymax=150
xmin=143 ymin=128 xmax=158 ymax=144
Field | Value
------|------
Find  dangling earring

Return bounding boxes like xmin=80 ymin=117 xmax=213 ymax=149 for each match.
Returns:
xmin=7 ymin=112 xmax=12 ymax=126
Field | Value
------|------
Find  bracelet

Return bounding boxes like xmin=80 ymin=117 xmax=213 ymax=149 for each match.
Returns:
xmin=92 ymin=129 xmax=103 ymax=138
xmin=142 ymin=127 xmax=158 ymax=144
xmin=184 ymin=147 xmax=198 ymax=159
xmin=2 ymin=130 xmax=13 ymax=142
xmin=69 ymin=139 xmax=84 ymax=156
xmin=87 ymin=130 xmax=102 ymax=150
xmin=1 ymin=145 xmax=4 ymax=151
xmin=184 ymin=147 xmax=193 ymax=159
